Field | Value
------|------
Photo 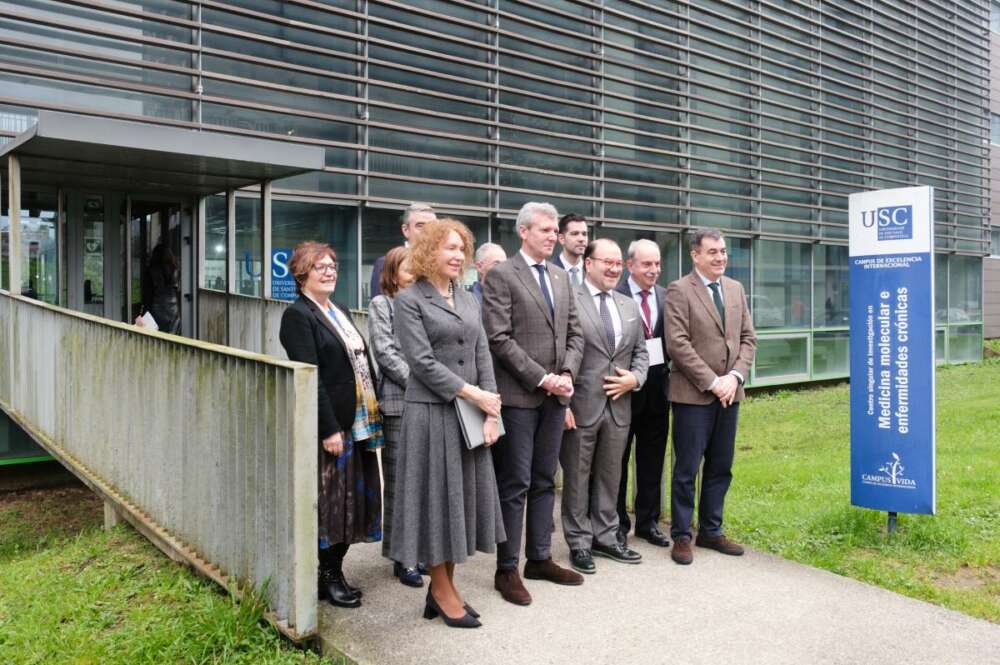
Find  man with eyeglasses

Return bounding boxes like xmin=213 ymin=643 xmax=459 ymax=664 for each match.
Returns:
xmin=369 ymin=202 xmax=436 ymax=299
xmin=558 ymin=238 xmax=648 ymax=575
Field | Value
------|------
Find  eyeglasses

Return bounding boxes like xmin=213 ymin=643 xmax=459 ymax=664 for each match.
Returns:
xmin=590 ymin=257 xmax=624 ymax=269
xmin=312 ymin=262 xmax=339 ymax=274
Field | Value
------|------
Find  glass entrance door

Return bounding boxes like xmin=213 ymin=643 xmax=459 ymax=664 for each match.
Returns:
xmin=126 ymin=199 xmax=193 ymax=336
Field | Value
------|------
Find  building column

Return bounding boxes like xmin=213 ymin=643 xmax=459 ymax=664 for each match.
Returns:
xmin=261 ymin=180 xmax=272 ymax=300
xmin=7 ymin=154 xmax=21 ymax=296
xmin=225 ymin=189 xmax=236 ymax=295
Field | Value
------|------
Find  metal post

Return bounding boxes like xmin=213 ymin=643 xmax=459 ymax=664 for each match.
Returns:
xmin=261 ymin=181 xmax=272 ymax=300
xmin=887 ymin=511 xmax=898 ymax=535
xmin=57 ymin=188 xmax=66 ymax=306
xmin=8 ymin=154 xmax=21 ymax=296
xmin=196 ymin=196 xmax=206 ymax=290
xmin=124 ymin=196 xmax=132 ymax=322
xmin=225 ymin=189 xmax=236 ymax=295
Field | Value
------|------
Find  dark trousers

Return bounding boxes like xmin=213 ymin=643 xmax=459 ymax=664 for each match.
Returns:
xmin=670 ymin=400 xmax=740 ymax=540
xmin=617 ymin=403 xmax=670 ymax=534
xmin=492 ymin=396 xmax=566 ymax=570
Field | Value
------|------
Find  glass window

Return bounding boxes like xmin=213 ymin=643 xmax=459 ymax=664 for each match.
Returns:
xmin=754 ymin=335 xmax=809 ymax=380
xmin=948 ymin=255 xmax=982 ymax=323
xmin=947 ymin=324 xmax=982 ymax=364
xmin=813 ymin=244 xmax=849 ymax=327
xmin=204 ymin=196 xmax=226 ymax=292
xmin=935 ymin=253 xmax=948 ymax=324
xmin=992 ymin=228 xmax=1000 ymax=257
xmin=752 ymin=239 xmax=811 ymax=329
xmin=234 ymin=195 xmax=261 ymax=298
xmin=993 ymin=2 xmax=1000 ymax=33
xmin=813 ymin=331 xmax=849 ymax=377
xmin=991 ymin=114 xmax=1000 ymax=144
xmin=271 ymin=200 xmax=357 ymax=308
xmin=0 ymin=188 xmax=59 ymax=303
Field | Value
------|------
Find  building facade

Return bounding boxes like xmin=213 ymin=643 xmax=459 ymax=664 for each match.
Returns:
xmin=1 ymin=0 xmax=990 ymax=391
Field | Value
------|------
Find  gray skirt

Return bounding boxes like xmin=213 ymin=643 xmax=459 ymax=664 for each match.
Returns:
xmin=389 ymin=401 xmax=506 ymax=568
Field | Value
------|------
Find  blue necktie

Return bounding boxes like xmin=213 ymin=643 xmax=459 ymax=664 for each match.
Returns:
xmin=533 ymin=264 xmax=554 ymax=318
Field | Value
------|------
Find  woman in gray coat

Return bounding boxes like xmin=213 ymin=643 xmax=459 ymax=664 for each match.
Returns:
xmin=389 ymin=219 xmax=506 ymax=629
xmin=368 ymin=246 xmax=424 ymax=588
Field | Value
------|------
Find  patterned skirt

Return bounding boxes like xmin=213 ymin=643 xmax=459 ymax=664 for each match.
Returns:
xmin=388 ymin=402 xmax=506 ymax=568
xmin=380 ymin=414 xmax=402 ymax=558
xmin=318 ymin=436 xmax=382 ymax=547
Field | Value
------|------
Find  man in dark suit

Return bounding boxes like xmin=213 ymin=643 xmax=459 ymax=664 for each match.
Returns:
xmin=369 ymin=202 xmax=435 ymax=299
xmin=561 ymin=239 xmax=648 ymax=575
xmin=665 ymin=228 xmax=757 ymax=565
xmin=468 ymin=242 xmax=506 ymax=306
xmin=615 ymin=239 xmax=671 ymax=548
xmin=482 ymin=201 xmax=585 ymax=605
xmin=551 ymin=213 xmax=588 ymax=288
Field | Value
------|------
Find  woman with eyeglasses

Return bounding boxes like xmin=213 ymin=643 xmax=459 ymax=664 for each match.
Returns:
xmin=279 ymin=241 xmax=383 ymax=609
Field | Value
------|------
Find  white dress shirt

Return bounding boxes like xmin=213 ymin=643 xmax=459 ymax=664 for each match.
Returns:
xmin=627 ymin=275 xmax=659 ymax=337
xmin=694 ymin=269 xmax=744 ymax=387
xmin=584 ymin=278 xmax=622 ymax=348
xmin=561 ymin=252 xmax=583 ymax=286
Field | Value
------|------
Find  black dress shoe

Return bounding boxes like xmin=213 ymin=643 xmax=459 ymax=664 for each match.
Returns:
xmin=616 ymin=527 xmax=628 ymax=547
xmin=424 ymin=587 xmax=481 ymax=628
xmin=635 ymin=524 xmax=671 ymax=548
xmin=569 ymin=549 xmax=596 ymax=574
xmin=394 ymin=561 xmax=424 ymax=588
xmin=592 ymin=541 xmax=642 ymax=564
xmin=319 ymin=571 xmax=361 ymax=608
xmin=417 ymin=562 xmax=429 ymax=576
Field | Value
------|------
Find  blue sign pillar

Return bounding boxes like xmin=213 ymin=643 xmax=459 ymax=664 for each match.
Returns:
xmin=848 ymin=186 xmax=936 ymax=516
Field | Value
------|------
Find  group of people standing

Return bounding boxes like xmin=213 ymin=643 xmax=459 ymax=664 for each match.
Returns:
xmin=278 ymin=200 xmax=757 ymax=629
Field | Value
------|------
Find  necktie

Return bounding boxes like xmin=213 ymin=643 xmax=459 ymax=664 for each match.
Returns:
xmin=569 ymin=266 xmax=580 ymax=286
xmin=639 ymin=289 xmax=652 ymax=339
xmin=598 ymin=292 xmax=616 ymax=352
xmin=708 ymin=282 xmax=725 ymax=331
xmin=533 ymin=264 xmax=554 ymax=318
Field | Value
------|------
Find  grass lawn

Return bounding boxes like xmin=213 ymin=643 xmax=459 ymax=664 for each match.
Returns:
xmin=0 ymin=487 xmax=337 ymax=665
xmin=727 ymin=354 xmax=1000 ymax=623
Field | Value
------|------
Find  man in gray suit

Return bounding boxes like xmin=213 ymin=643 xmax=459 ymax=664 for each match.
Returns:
xmin=482 ymin=201 xmax=585 ymax=605
xmin=560 ymin=239 xmax=648 ymax=574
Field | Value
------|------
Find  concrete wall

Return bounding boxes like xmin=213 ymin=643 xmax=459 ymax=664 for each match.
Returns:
xmin=0 ymin=292 xmax=319 ymax=638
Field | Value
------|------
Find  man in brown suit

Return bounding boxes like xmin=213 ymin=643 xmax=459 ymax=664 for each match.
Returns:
xmin=482 ymin=201 xmax=585 ymax=605
xmin=665 ymin=228 xmax=757 ymax=565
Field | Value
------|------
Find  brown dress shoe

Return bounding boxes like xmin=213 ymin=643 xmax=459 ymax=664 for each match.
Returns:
xmin=671 ymin=536 xmax=693 ymax=565
xmin=494 ymin=568 xmax=532 ymax=605
xmin=523 ymin=558 xmax=584 ymax=586
xmin=695 ymin=533 xmax=745 ymax=556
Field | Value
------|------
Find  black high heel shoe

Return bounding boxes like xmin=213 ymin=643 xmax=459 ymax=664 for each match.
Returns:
xmin=464 ymin=603 xmax=480 ymax=618
xmin=423 ymin=587 xmax=481 ymax=628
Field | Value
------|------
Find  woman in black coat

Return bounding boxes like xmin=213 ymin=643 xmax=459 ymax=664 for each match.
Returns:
xmin=279 ymin=241 xmax=383 ymax=609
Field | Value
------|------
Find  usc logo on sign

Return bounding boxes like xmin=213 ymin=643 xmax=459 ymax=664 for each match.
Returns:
xmin=860 ymin=205 xmax=913 ymax=241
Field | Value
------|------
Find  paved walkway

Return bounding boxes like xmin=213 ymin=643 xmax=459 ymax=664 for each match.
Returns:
xmin=319 ymin=510 xmax=1000 ymax=665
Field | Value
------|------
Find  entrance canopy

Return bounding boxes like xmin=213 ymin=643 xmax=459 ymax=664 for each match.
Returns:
xmin=0 ymin=111 xmax=325 ymax=195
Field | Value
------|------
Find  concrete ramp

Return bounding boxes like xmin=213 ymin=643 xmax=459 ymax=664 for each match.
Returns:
xmin=320 ymin=514 xmax=1000 ymax=665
